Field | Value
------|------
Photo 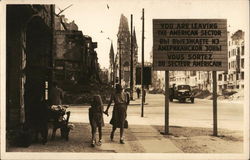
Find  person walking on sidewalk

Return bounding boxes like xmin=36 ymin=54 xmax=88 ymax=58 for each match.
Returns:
xmin=89 ymin=95 xmax=105 ymax=147
xmin=104 ymin=84 xmax=129 ymax=144
xmin=136 ymin=87 xmax=141 ymax=99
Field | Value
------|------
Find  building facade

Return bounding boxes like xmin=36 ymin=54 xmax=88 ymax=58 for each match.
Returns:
xmin=6 ymin=5 xmax=54 ymax=129
xmin=166 ymin=30 xmax=245 ymax=94
xmin=228 ymin=30 xmax=245 ymax=90
xmin=151 ymin=32 xmax=245 ymax=94
xmin=53 ymin=30 xmax=84 ymax=82
xmin=99 ymin=68 xmax=109 ymax=84
xmin=53 ymin=15 xmax=100 ymax=84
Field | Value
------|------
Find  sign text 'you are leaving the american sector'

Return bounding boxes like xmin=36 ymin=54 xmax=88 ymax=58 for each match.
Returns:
xmin=153 ymin=19 xmax=228 ymax=71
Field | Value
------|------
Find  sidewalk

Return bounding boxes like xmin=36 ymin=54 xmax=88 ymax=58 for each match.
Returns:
xmin=6 ymin=95 xmax=243 ymax=153
xmin=7 ymin=119 xmax=182 ymax=153
xmin=6 ymin=122 xmax=243 ymax=153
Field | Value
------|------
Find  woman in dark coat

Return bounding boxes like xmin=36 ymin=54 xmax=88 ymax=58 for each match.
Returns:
xmin=104 ymin=84 xmax=129 ymax=144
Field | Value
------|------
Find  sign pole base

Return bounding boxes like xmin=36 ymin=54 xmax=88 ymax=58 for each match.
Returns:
xmin=164 ymin=71 xmax=169 ymax=135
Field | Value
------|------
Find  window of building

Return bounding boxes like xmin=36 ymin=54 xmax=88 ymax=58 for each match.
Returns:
xmin=218 ymin=74 xmax=222 ymax=81
xmin=241 ymin=46 xmax=244 ymax=55
xmin=228 ymin=62 xmax=230 ymax=69
xmin=241 ymin=72 xmax=244 ymax=80
xmin=228 ymin=51 xmax=230 ymax=57
xmin=45 ymin=81 xmax=48 ymax=100
xmin=224 ymin=75 xmax=227 ymax=81
xmin=237 ymin=47 xmax=240 ymax=56
xmin=236 ymin=85 xmax=239 ymax=89
xmin=241 ymin=59 xmax=244 ymax=68
xmin=190 ymin=71 xmax=196 ymax=76
xmin=219 ymin=85 xmax=222 ymax=89
xmin=241 ymin=85 xmax=244 ymax=89
xmin=236 ymin=73 xmax=239 ymax=80
xmin=223 ymin=84 xmax=227 ymax=89
xmin=231 ymin=61 xmax=236 ymax=68
xmin=230 ymin=74 xmax=234 ymax=81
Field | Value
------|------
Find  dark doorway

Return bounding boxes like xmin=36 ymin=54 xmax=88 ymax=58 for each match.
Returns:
xmin=24 ymin=17 xmax=51 ymax=126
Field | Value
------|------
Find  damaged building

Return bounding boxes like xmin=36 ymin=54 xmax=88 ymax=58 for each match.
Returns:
xmin=6 ymin=5 xmax=102 ymax=147
xmin=6 ymin=5 xmax=55 ymax=130
xmin=53 ymin=15 xmax=100 ymax=84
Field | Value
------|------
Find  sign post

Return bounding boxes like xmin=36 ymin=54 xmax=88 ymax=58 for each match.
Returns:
xmin=164 ymin=71 xmax=169 ymax=134
xmin=153 ymin=19 xmax=227 ymax=135
xmin=130 ymin=14 xmax=134 ymax=100
xmin=213 ymin=71 xmax=218 ymax=136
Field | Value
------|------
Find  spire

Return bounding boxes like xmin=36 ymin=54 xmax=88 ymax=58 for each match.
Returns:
xmin=117 ymin=14 xmax=130 ymax=38
xmin=133 ymin=27 xmax=137 ymax=48
xmin=109 ymin=42 xmax=114 ymax=67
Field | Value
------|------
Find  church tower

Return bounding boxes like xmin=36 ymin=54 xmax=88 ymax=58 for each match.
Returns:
xmin=117 ymin=14 xmax=138 ymax=87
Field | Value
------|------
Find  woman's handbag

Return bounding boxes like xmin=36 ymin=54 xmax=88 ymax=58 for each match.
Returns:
xmin=124 ymin=120 xmax=128 ymax=128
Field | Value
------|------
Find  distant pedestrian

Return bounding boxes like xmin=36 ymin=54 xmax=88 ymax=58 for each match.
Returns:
xmin=104 ymin=84 xmax=129 ymax=144
xmin=89 ymin=95 xmax=105 ymax=147
xmin=136 ymin=87 xmax=141 ymax=99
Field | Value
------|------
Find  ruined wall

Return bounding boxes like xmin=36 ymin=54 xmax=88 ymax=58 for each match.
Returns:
xmin=6 ymin=5 xmax=54 ymax=129
xmin=54 ymin=30 xmax=83 ymax=60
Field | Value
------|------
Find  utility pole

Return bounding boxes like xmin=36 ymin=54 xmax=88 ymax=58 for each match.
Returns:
xmin=113 ymin=55 xmax=115 ymax=86
xmin=119 ymin=40 xmax=122 ymax=85
xmin=141 ymin=8 xmax=144 ymax=117
xmin=212 ymin=71 xmax=218 ymax=136
xmin=130 ymin=14 xmax=134 ymax=100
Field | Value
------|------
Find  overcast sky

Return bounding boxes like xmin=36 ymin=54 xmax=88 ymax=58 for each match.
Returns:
xmin=54 ymin=0 xmax=248 ymax=69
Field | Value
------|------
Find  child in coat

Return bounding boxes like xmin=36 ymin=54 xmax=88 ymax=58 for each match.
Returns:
xmin=89 ymin=95 xmax=104 ymax=147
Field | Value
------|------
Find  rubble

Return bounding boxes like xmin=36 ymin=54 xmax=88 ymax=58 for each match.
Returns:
xmin=61 ymin=81 xmax=114 ymax=105
xmin=194 ymin=89 xmax=244 ymax=101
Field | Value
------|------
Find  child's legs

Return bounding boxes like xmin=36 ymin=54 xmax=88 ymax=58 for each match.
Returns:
xmin=91 ymin=126 xmax=97 ymax=142
xmin=111 ymin=126 xmax=116 ymax=133
xmin=98 ymin=126 xmax=102 ymax=140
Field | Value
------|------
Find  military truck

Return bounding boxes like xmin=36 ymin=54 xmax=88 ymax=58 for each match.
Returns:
xmin=169 ymin=85 xmax=194 ymax=103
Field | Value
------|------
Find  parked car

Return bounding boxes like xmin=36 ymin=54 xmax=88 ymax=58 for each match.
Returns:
xmin=169 ymin=85 xmax=194 ymax=103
